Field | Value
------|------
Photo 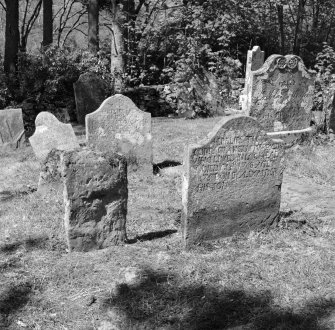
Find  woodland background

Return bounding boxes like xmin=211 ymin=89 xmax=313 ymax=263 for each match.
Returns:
xmin=1 ymin=0 xmax=335 ymax=123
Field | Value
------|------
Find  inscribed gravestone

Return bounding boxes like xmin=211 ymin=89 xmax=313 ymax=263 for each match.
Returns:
xmin=29 ymin=112 xmax=80 ymax=161
xmin=73 ymin=72 xmax=109 ymax=124
xmin=0 ymin=109 xmax=25 ymax=149
xmin=240 ymin=46 xmax=265 ymax=112
xmin=86 ymin=94 xmax=152 ymax=173
xmin=182 ymin=115 xmax=284 ymax=248
xmin=61 ymin=149 xmax=128 ymax=252
xmin=249 ymin=55 xmax=315 ymax=132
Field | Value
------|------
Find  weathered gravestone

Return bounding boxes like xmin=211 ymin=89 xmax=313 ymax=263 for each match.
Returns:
xmin=86 ymin=94 xmax=152 ymax=174
xmin=37 ymin=149 xmax=63 ymax=193
xmin=29 ymin=112 xmax=80 ymax=161
xmin=61 ymin=149 xmax=128 ymax=252
xmin=240 ymin=46 xmax=265 ymax=112
xmin=74 ymin=72 xmax=109 ymax=125
xmin=0 ymin=108 xmax=25 ymax=150
xmin=249 ymin=54 xmax=315 ymax=132
xmin=182 ymin=115 xmax=284 ymax=248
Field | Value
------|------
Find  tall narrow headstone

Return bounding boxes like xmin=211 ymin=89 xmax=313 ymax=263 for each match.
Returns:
xmin=0 ymin=109 xmax=25 ymax=150
xmin=240 ymin=46 xmax=265 ymax=112
xmin=182 ymin=115 xmax=284 ymax=248
xmin=29 ymin=112 xmax=80 ymax=161
xmin=249 ymin=55 xmax=315 ymax=131
xmin=61 ymin=149 xmax=128 ymax=252
xmin=73 ymin=72 xmax=109 ymax=125
xmin=86 ymin=94 xmax=152 ymax=174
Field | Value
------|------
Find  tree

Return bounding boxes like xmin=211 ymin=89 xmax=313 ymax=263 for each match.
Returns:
xmin=88 ymin=0 xmax=99 ymax=53
xmin=4 ymin=0 xmax=19 ymax=75
xmin=43 ymin=0 xmax=53 ymax=48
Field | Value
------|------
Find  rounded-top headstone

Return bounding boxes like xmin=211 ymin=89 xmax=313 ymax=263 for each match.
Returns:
xmin=86 ymin=94 xmax=152 ymax=174
xmin=182 ymin=115 xmax=284 ymax=248
xmin=29 ymin=112 xmax=80 ymax=161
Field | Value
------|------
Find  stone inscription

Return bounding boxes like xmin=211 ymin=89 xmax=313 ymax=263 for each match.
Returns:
xmin=182 ymin=115 xmax=284 ymax=248
xmin=249 ymin=55 xmax=315 ymax=132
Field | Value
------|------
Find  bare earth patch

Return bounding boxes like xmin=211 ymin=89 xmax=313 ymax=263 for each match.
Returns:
xmin=1 ymin=118 xmax=335 ymax=329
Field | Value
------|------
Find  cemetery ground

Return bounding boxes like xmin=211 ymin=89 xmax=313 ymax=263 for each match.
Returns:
xmin=1 ymin=118 xmax=335 ymax=329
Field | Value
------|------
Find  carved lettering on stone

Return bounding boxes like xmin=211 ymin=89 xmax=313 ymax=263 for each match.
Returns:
xmin=182 ymin=115 xmax=284 ymax=248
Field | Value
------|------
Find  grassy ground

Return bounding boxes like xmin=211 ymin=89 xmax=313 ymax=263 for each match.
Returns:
xmin=1 ymin=118 xmax=335 ymax=329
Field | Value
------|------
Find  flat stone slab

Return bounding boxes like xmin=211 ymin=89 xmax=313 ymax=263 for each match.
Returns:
xmin=61 ymin=149 xmax=128 ymax=252
xmin=0 ymin=108 xmax=25 ymax=149
xmin=29 ymin=112 xmax=80 ymax=161
xmin=182 ymin=115 xmax=284 ymax=248
xmin=86 ymin=94 xmax=152 ymax=174
xmin=249 ymin=55 xmax=315 ymax=132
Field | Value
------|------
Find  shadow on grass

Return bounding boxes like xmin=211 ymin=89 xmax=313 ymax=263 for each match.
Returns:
xmin=0 ymin=236 xmax=48 ymax=253
xmin=0 ymin=282 xmax=32 ymax=328
xmin=127 ymin=229 xmax=178 ymax=244
xmin=101 ymin=267 xmax=335 ymax=330
xmin=153 ymin=160 xmax=182 ymax=175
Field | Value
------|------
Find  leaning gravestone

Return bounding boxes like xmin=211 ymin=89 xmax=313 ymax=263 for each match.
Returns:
xmin=61 ymin=149 xmax=128 ymax=252
xmin=29 ymin=112 xmax=80 ymax=161
xmin=240 ymin=46 xmax=265 ymax=112
xmin=86 ymin=94 xmax=152 ymax=174
xmin=182 ymin=115 xmax=284 ymax=249
xmin=73 ymin=72 xmax=109 ymax=125
xmin=249 ymin=55 xmax=315 ymax=132
xmin=0 ymin=108 xmax=25 ymax=150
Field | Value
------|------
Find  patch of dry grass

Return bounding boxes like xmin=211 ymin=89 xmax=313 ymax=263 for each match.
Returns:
xmin=1 ymin=123 xmax=335 ymax=329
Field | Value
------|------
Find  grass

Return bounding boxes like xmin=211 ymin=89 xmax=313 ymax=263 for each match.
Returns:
xmin=1 ymin=118 xmax=335 ymax=329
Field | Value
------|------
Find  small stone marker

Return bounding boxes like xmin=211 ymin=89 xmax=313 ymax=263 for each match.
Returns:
xmin=61 ymin=149 xmax=128 ymax=252
xmin=0 ymin=108 xmax=25 ymax=149
xmin=86 ymin=94 xmax=152 ymax=174
xmin=249 ymin=54 xmax=315 ymax=132
xmin=240 ymin=46 xmax=265 ymax=112
xmin=73 ymin=72 xmax=109 ymax=125
xmin=29 ymin=112 xmax=80 ymax=161
xmin=182 ymin=115 xmax=284 ymax=248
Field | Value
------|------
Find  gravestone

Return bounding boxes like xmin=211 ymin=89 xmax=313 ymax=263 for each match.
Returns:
xmin=182 ymin=115 xmax=284 ymax=248
xmin=37 ymin=149 xmax=63 ymax=193
xmin=61 ymin=149 xmax=128 ymax=252
xmin=86 ymin=94 xmax=152 ymax=174
xmin=0 ymin=108 xmax=25 ymax=150
xmin=73 ymin=72 xmax=109 ymax=124
xmin=29 ymin=112 xmax=80 ymax=161
xmin=249 ymin=54 xmax=315 ymax=132
xmin=240 ymin=46 xmax=265 ymax=112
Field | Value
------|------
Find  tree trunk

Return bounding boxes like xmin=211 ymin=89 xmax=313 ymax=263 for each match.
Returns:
xmin=277 ymin=4 xmax=285 ymax=55
xmin=88 ymin=0 xmax=99 ymax=54
xmin=111 ymin=2 xmax=125 ymax=93
xmin=4 ymin=0 xmax=19 ymax=75
xmin=43 ymin=0 xmax=53 ymax=48
xmin=293 ymin=0 xmax=306 ymax=55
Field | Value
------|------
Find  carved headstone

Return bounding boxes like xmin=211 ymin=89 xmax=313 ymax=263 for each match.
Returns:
xmin=73 ymin=72 xmax=109 ymax=124
xmin=249 ymin=55 xmax=315 ymax=132
xmin=182 ymin=115 xmax=284 ymax=248
xmin=0 ymin=108 xmax=25 ymax=150
xmin=29 ymin=112 xmax=80 ymax=161
xmin=240 ymin=46 xmax=265 ymax=112
xmin=61 ymin=149 xmax=128 ymax=252
xmin=86 ymin=94 xmax=152 ymax=174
